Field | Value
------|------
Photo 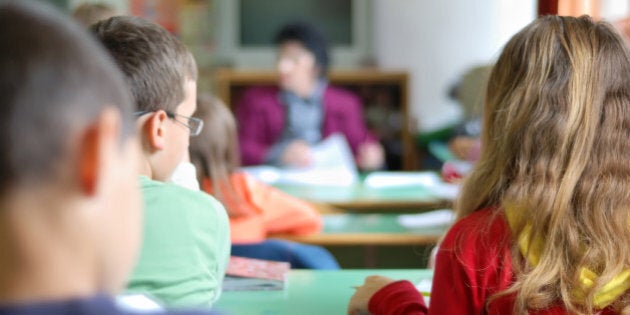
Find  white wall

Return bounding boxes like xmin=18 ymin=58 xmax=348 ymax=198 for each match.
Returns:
xmin=601 ymin=0 xmax=630 ymax=21
xmin=69 ymin=0 xmax=128 ymax=13
xmin=374 ymin=0 xmax=536 ymax=132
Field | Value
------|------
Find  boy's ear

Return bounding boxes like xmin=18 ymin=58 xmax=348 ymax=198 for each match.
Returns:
xmin=78 ymin=107 xmax=121 ymax=196
xmin=142 ymin=111 xmax=168 ymax=151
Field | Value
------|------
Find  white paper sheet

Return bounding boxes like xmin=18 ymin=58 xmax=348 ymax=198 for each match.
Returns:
xmin=397 ymin=209 xmax=455 ymax=229
xmin=364 ymin=171 xmax=442 ymax=188
xmin=364 ymin=171 xmax=460 ymax=200
xmin=242 ymin=134 xmax=359 ymax=186
xmin=116 ymin=294 xmax=163 ymax=312
xmin=416 ymin=278 xmax=433 ymax=306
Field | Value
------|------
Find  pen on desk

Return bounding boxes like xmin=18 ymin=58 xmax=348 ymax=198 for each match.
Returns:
xmin=351 ymin=286 xmax=431 ymax=297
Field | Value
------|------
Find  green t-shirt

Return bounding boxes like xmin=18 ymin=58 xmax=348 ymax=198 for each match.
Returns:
xmin=127 ymin=176 xmax=230 ymax=308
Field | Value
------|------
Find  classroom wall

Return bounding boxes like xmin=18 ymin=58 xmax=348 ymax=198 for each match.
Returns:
xmin=65 ymin=0 xmax=626 ymax=133
xmin=373 ymin=0 xmax=536 ymax=132
xmin=68 ymin=0 xmax=127 ymax=13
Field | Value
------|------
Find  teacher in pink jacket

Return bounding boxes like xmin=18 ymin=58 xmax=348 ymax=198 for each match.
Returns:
xmin=236 ymin=21 xmax=384 ymax=170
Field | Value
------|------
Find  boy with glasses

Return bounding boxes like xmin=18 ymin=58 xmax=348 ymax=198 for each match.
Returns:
xmin=0 ymin=1 xmax=218 ymax=314
xmin=92 ymin=16 xmax=230 ymax=308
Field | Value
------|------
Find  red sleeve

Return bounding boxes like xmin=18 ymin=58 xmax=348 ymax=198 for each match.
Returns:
xmin=370 ymin=209 xmax=618 ymax=315
xmin=428 ymin=208 xmax=514 ymax=315
xmin=368 ymin=280 xmax=428 ymax=315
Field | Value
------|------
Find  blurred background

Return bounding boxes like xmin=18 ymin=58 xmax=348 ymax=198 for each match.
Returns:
xmin=41 ymin=0 xmax=630 ymax=170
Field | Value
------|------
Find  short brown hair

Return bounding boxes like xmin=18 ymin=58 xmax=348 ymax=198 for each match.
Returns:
xmin=0 ymin=1 xmax=134 ymax=193
xmin=91 ymin=16 xmax=197 ymax=113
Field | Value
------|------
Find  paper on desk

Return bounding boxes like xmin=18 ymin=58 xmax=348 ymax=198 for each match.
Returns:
xmin=397 ymin=209 xmax=455 ymax=229
xmin=364 ymin=171 xmax=460 ymax=200
xmin=242 ymin=134 xmax=358 ymax=186
xmin=116 ymin=294 xmax=163 ymax=312
xmin=364 ymin=171 xmax=442 ymax=188
xmin=416 ymin=278 xmax=433 ymax=305
xmin=427 ymin=182 xmax=460 ymax=200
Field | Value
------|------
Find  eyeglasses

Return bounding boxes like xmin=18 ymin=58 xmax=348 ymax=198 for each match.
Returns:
xmin=134 ymin=111 xmax=204 ymax=137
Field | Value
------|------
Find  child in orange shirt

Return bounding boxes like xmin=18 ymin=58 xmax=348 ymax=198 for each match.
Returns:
xmin=190 ymin=94 xmax=339 ymax=269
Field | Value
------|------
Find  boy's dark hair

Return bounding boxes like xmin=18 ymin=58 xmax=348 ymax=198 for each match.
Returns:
xmin=91 ymin=16 xmax=198 ymax=113
xmin=275 ymin=21 xmax=329 ymax=76
xmin=0 ymin=0 xmax=134 ymax=193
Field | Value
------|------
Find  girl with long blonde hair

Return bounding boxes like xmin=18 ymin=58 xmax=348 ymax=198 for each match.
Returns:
xmin=349 ymin=15 xmax=629 ymax=314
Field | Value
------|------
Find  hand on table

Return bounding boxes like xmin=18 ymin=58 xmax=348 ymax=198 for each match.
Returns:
xmin=448 ymin=136 xmax=480 ymax=161
xmin=347 ymin=275 xmax=395 ymax=315
xmin=357 ymin=142 xmax=384 ymax=171
xmin=281 ymin=140 xmax=313 ymax=168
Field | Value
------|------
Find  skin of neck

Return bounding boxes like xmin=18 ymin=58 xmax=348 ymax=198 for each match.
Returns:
xmin=139 ymin=142 xmax=173 ymax=181
xmin=138 ymin=153 xmax=153 ymax=178
xmin=293 ymin=77 xmax=319 ymax=99
xmin=0 ymin=184 xmax=102 ymax=304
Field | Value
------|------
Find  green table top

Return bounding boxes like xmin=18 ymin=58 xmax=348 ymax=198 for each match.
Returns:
xmin=214 ymin=269 xmax=433 ymax=315
xmin=276 ymin=182 xmax=440 ymax=202
xmin=323 ymin=213 xmax=446 ymax=235
xmin=275 ymin=181 xmax=450 ymax=211
xmin=272 ymin=213 xmax=449 ymax=246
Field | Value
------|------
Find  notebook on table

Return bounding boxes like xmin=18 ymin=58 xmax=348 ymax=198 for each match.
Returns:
xmin=222 ymin=256 xmax=290 ymax=291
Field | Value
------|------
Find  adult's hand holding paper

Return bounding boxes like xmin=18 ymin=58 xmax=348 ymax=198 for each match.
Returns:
xmin=242 ymin=134 xmax=359 ymax=186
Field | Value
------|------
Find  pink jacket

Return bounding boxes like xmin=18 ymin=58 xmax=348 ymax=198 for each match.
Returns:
xmin=235 ymin=85 xmax=372 ymax=166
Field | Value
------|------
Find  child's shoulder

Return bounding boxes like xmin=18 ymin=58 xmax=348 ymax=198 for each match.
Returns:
xmin=140 ymin=176 xmax=225 ymax=212
xmin=441 ymin=207 xmax=511 ymax=252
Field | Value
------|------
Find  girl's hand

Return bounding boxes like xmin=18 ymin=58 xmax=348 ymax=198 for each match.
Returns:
xmin=347 ymin=275 xmax=395 ymax=315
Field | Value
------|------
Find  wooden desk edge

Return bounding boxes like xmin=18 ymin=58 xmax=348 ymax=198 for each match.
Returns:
xmin=325 ymin=200 xmax=452 ymax=211
xmin=270 ymin=233 xmax=441 ymax=246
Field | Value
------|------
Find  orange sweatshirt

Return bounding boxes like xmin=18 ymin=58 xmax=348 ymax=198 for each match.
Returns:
xmin=202 ymin=172 xmax=322 ymax=244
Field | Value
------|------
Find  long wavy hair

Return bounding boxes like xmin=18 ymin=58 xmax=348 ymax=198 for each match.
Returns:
xmin=455 ymin=15 xmax=630 ymax=314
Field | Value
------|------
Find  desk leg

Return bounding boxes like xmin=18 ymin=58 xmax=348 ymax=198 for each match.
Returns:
xmin=364 ymin=245 xmax=377 ymax=268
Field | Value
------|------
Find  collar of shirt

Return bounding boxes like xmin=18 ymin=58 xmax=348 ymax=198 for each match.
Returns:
xmin=279 ymin=78 xmax=328 ymax=106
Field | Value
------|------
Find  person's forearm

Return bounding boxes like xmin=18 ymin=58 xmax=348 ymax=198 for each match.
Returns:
xmin=264 ymin=140 xmax=290 ymax=166
xmin=368 ymin=280 xmax=427 ymax=315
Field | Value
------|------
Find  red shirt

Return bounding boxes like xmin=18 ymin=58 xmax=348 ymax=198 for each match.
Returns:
xmin=369 ymin=208 xmax=619 ymax=314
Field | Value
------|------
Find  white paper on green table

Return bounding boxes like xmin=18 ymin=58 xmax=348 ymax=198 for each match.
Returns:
xmin=364 ymin=171 xmax=442 ymax=188
xmin=397 ymin=209 xmax=455 ymax=229
xmin=416 ymin=278 xmax=433 ymax=306
xmin=241 ymin=134 xmax=358 ymax=186
xmin=116 ymin=294 xmax=163 ymax=312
